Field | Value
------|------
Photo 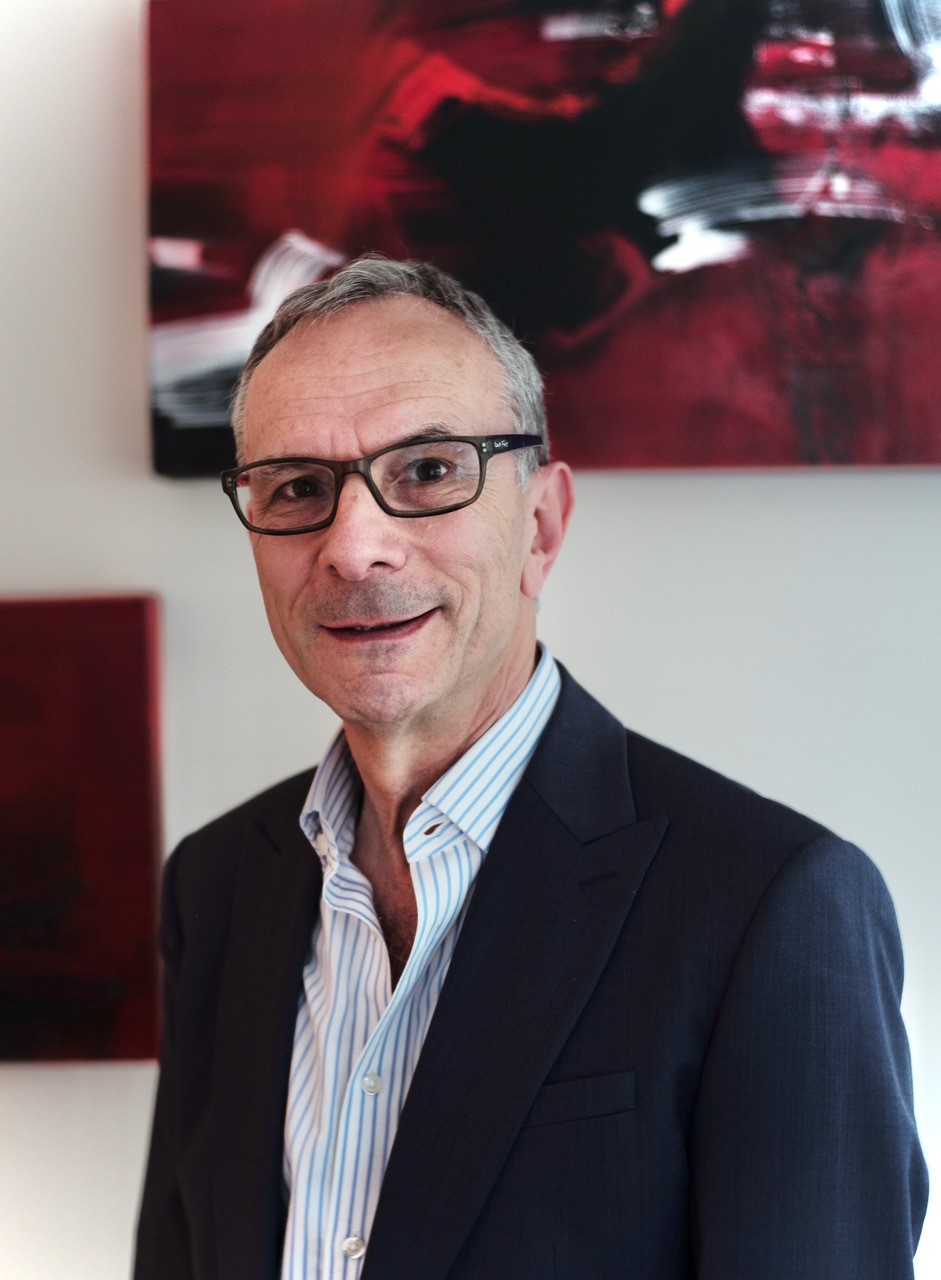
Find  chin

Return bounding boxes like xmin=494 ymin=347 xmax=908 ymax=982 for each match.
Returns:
xmin=320 ymin=673 xmax=433 ymax=730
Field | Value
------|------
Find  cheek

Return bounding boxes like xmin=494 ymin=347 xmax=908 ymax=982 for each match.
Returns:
xmin=252 ymin=543 xmax=308 ymax=626
xmin=445 ymin=513 xmax=525 ymax=628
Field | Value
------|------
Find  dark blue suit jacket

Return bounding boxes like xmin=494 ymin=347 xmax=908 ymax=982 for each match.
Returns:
xmin=135 ymin=667 xmax=928 ymax=1278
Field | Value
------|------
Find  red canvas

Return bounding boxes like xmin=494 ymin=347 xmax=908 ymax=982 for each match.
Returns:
xmin=148 ymin=0 xmax=941 ymax=472
xmin=0 ymin=597 xmax=161 ymax=1061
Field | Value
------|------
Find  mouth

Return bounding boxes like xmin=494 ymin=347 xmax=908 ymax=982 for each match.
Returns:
xmin=323 ymin=608 xmax=438 ymax=639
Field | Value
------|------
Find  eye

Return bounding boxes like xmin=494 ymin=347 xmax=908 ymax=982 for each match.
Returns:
xmin=407 ymin=456 xmax=450 ymax=484
xmin=283 ymin=473 xmax=329 ymax=501
xmin=251 ymin=465 xmax=334 ymax=516
xmin=374 ymin=440 xmax=478 ymax=512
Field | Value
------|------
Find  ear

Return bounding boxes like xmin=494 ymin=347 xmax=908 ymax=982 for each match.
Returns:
xmin=520 ymin=461 xmax=575 ymax=600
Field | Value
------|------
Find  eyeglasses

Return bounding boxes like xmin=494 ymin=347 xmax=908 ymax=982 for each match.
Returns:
xmin=220 ymin=434 xmax=545 ymax=535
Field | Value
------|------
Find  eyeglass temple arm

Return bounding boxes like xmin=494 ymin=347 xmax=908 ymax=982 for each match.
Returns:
xmin=482 ymin=435 xmax=543 ymax=456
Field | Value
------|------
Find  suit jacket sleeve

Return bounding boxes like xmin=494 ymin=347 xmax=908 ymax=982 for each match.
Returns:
xmin=689 ymin=833 xmax=928 ymax=1278
xmin=134 ymin=843 xmax=196 ymax=1280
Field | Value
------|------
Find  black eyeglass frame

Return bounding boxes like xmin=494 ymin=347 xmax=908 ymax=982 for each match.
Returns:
xmin=220 ymin=434 xmax=546 ymax=535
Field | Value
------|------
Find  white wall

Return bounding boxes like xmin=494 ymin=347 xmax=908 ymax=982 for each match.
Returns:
xmin=0 ymin=3 xmax=937 ymax=1276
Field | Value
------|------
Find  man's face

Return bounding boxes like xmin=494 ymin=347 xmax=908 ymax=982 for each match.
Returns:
xmin=240 ymin=296 xmax=559 ymax=746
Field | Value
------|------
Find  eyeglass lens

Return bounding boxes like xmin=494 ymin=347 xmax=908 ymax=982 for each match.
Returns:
xmin=235 ymin=439 xmax=484 ymax=531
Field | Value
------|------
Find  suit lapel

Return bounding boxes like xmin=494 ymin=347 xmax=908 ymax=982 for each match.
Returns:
xmin=210 ymin=795 xmax=322 ymax=1280
xmin=364 ymin=671 xmax=668 ymax=1279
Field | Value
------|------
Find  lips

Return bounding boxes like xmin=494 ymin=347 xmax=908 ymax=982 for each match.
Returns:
xmin=323 ymin=608 xmax=437 ymax=637
xmin=338 ymin=620 xmax=411 ymax=634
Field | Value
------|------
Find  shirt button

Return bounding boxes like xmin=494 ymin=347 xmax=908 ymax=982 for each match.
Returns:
xmin=341 ymin=1235 xmax=367 ymax=1259
xmin=361 ymin=1071 xmax=382 ymax=1095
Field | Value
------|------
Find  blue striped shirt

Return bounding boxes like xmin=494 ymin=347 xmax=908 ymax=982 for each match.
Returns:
xmin=280 ymin=646 xmax=561 ymax=1279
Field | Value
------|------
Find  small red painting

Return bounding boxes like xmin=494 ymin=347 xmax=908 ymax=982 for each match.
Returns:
xmin=0 ymin=597 xmax=161 ymax=1061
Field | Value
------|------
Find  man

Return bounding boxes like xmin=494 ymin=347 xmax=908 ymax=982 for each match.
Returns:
xmin=135 ymin=256 xmax=927 ymax=1279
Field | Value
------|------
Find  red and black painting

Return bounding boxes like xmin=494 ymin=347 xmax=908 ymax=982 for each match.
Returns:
xmin=149 ymin=0 xmax=941 ymax=472
xmin=0 ymin=598 xmax=160 ymax=1061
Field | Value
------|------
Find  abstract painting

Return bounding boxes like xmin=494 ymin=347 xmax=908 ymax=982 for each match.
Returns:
xmin=0 ymin=597 xmax=160 ymax=1060
xmin=149 ymin=0 xmax=941 ymax=472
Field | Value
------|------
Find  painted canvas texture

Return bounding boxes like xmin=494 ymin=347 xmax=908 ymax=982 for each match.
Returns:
xmin=149 ymin=0 xmax=941 ymax=472
xmin=0 ymin=598 xmax=160 ymax=1061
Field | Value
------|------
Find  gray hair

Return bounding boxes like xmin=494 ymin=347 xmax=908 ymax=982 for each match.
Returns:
xmin=230 ymin=255 xmax=549 ymax=484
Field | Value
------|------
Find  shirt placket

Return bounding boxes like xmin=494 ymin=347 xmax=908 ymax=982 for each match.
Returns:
xmin=322 ymin=829 xmax=476 ymax=1276
xmin=316 ymin=847 xmax=390 ymax=1277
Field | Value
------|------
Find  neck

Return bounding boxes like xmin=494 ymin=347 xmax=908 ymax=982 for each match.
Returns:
xmin=344 ymin=641 xmax=539 ymax=848
xmin=344 ymin=638 xmax=539 ymax=988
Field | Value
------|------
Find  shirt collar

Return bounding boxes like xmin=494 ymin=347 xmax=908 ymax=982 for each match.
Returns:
xmin=407 ymin=644 xmax=560 ymax=854
xmin=300 ymin=645 xmax=561 ymax=868
xmin=300 ymin=733 xmax=360 ymax=874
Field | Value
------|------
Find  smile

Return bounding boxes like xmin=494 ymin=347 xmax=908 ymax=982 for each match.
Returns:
xmin=323 ymin=608 xmax=438 ymax=639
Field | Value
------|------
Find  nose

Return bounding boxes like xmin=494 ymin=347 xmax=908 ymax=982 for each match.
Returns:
xmin=318 ymin=473 xmax=407 ymax=581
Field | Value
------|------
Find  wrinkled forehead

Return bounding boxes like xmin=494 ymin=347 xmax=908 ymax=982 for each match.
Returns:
xmin=242 ymin=297 xmax=512 ymax=460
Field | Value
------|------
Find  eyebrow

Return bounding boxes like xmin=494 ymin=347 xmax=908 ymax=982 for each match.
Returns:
xmin=393 ymin=424 xmax=457 ymax=446
xmin=250 ymin=459 xmax=318 ymax=476
xmin=248 ymin=426 xmax=463 ymax=470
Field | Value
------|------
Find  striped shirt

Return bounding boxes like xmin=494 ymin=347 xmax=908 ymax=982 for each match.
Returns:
xmin=280 ymin=646 xmax=561 ymax=1279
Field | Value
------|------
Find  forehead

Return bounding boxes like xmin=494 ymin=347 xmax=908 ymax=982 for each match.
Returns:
xmin=241 ymin=295 xmax=511 ymax=459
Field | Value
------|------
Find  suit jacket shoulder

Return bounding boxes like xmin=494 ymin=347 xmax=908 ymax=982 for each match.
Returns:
xmin=172 ymin=767 xmax=316 ymax=865
xmin=163 ymin=768 xmax=316 ymax=923
xmin=537 ymin=664 xmax=846 ymax=901
xmin=627 ymin=725 xmax=827 ymax=851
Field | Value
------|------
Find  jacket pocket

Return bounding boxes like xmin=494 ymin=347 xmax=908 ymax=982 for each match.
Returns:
xmin=523 ymin=1070 xmax=636 ymax=1128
